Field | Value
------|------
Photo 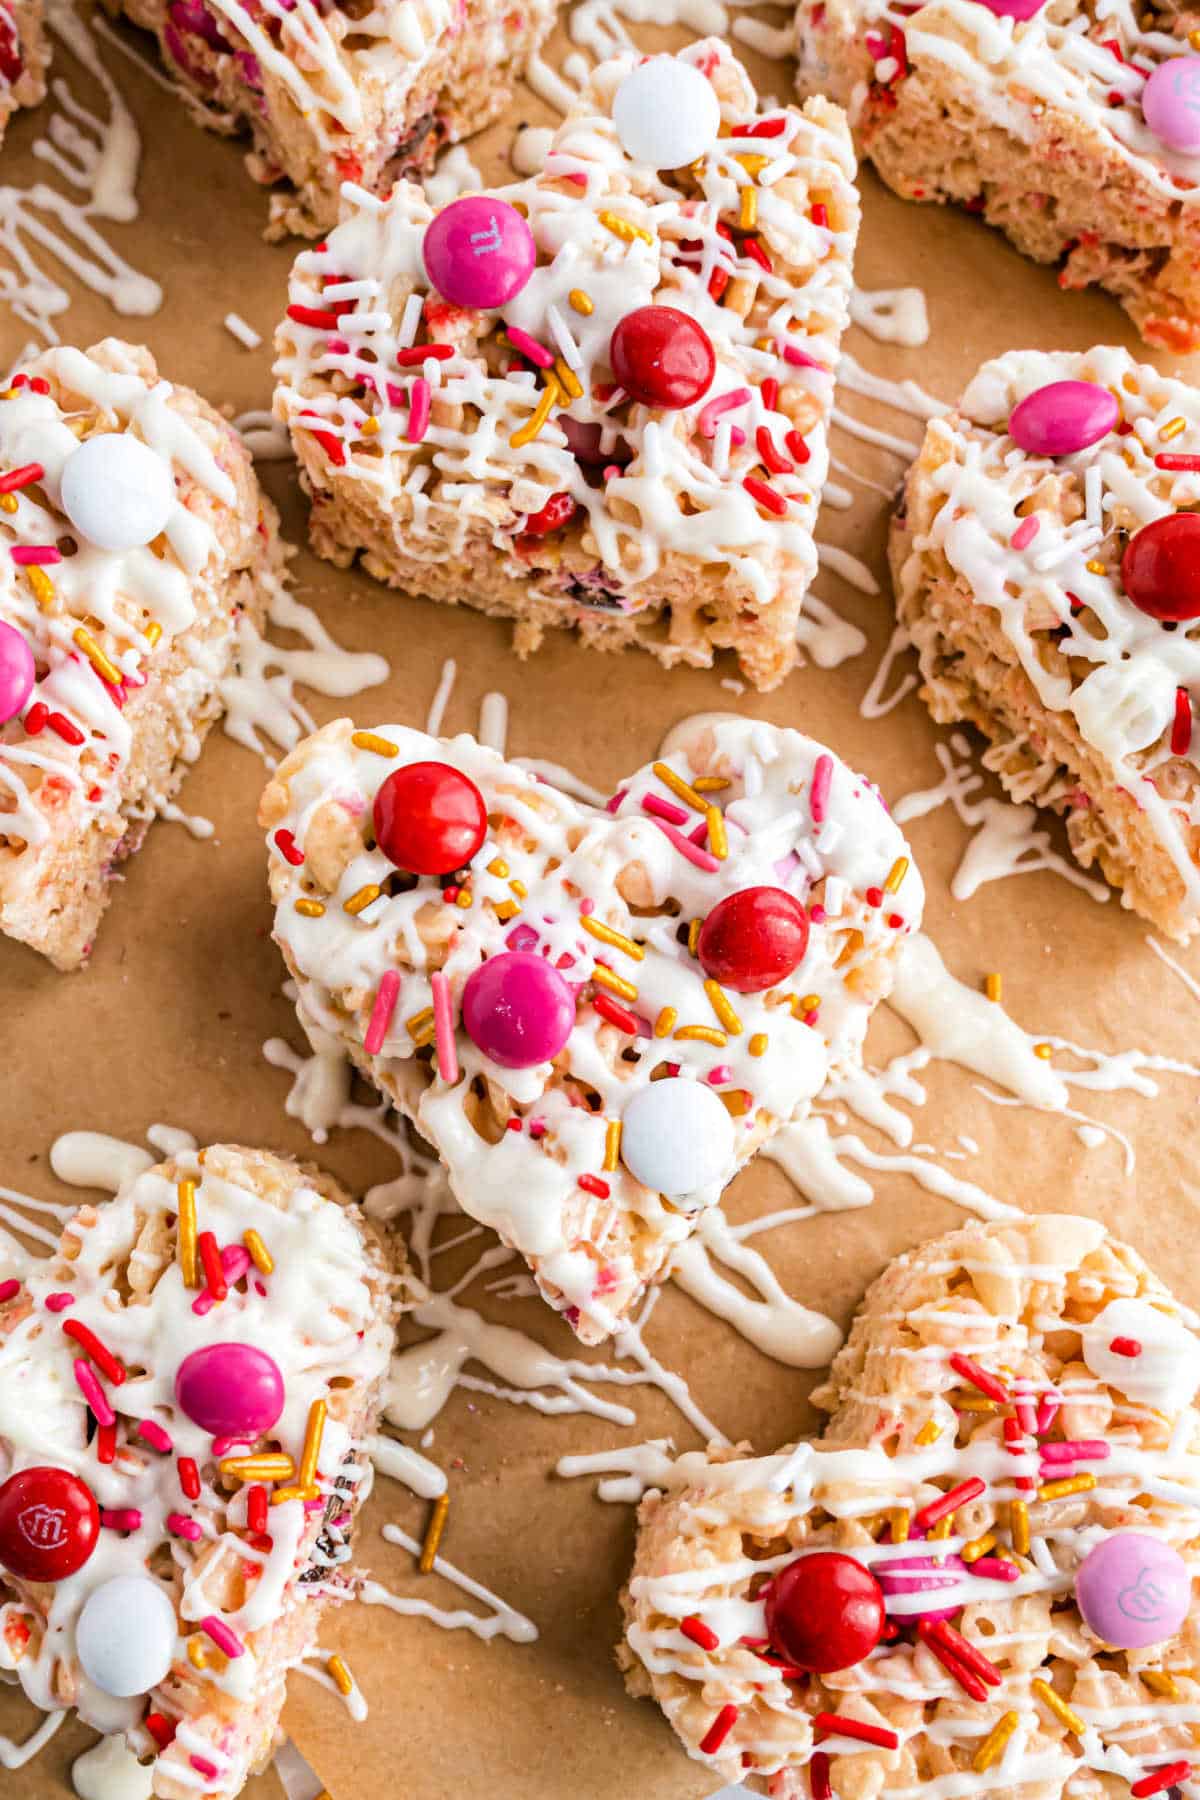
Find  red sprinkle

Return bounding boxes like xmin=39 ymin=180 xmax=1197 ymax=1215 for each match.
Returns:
xmin=739 ymin=116 xmax=787 ymax=137
xmin=681 ymin=1615 xmax=720 ymax=1651
xmin=809 ymin=1751 xmax=832 ymax=1800
xmin=755 ymin=425 xmax=793 ymax=475
xmin=0 ymin=462 xmax=43 ymax=493
xmin=814 ymin=1713 xmax=899 ymax=1751
xmin=177 ymin=1457 xmax=200 ymax=1501
xmin=761 ymin=378 xmax=779 ymax=413
xmin=96 ymin=1423 xmax=117 ymax=1465
xmin=247 ymin=1485 xmax=269 ymax=1535
xmin=0 ymin=1279 xmax=19 ymax=1303
xmin=811 ymin=202 xmax=829 ymax=227
xmin=922 ymin=1618 xmax=1001 ymax=1687
xmin=949 ymin=1352 xmax=1010 ymax=1404
xmin=63 ymin=1318 xmax=127 ymax=1386
xmin=866 ymin=886 xmax=884 ymax=907
xmin=1131 ymin=1765 xmax=1191 ymax=1798
xmin=144 ymin=1714 xmax=176 ymax=1751
xmin=743 ymin=475 xmax=787 ymax=516
xmin=47 ymin=712 xmax=84 ymax=746
xmin=917 ymin=1620 xmax=990 ymax=1700
xmin=1155 ymin=452 xmax=1200 ymax=471
xmin=1109 ymin=1336 xmax=1142 ymax=1357
xmin=29 ymin=377 xmax=49 ymax=395
xmin=23 ymin=702 xmax=47 ymax=734
xmin=742 ymin=237 xmax=772 ymax=273
xmin=578 ymin=1173 xmax=610 ymax=1199
xmin=784 ymin=430 xmax=811 ymax=464
xmin=286 ymin=304 xmax=338 ymax=330
xmin=198 ymin=1232 xmax=227 ymax=1302
xmin=913 ymin=1476 xmax=985 ymax=1532
xmin=395 ymin=343 xmax=454 ymax=365
xmin=699 ymin=1703 xmax=739 ymax=1756
xmin=593 ymin=993 xmax=640 ymax=1035
xmin=273 ymin=828 xmax=304 ymax=866
xmin=1171 ymin=688 xmax=1193 ymax=757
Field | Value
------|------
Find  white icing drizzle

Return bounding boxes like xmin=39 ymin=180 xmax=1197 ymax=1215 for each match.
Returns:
xmin=424 ymin=656 xmax=457 ymax=736
xmin=849 ymin=285 xmax=931 ymax=349
xmin=231 ymin=411 xmax=294 ymax=464
xmin=72 ymin=1733 xmax=153 ymax=1800
xmin=361 ymin=1526 xmax=537 ymax=1645
xmin=1 ymin=1707 xmax=66 ymax=1769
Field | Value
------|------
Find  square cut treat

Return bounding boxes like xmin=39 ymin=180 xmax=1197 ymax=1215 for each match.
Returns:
xmin=621 ymin=1212 xmax=1200 ymax=1792
xmin=0 ymin=1143 xmax=397 ymax=1800
xmin=260 ymin=713 xmax=923 ymax=1345
xmin=273 ymin=40 xmax=860 ymax=691
xmin=0 ymin=339 xmax=285 ymax=971
xmin=890 ymin=347 xmax=1200 ymax=940
xmin=0 ymin=0 xmax=49 ymax=146
xmin=103 ymin=0 xmax=555 ymax=239
xmin=795 ymin=0 xmax=1200 ymax=350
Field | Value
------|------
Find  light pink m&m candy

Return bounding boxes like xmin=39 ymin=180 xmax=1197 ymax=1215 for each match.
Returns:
xmin=0 ymin=621 xmax=34 ymax=724
xmin=175 ymin=1342 xmax=285 ymax=1439
xmin=1075 ymin=1532 xmax=1191 ymax=1648
xmin=1008 ymin=380 xmax=1119 ymax=456
xmin=1143 ymin=56 xmax=1200 ymax=154
xmin=422 ymin=197 xmax=536 ymax=311
xmin=461 ymin=951 xmax=575 ymax=1069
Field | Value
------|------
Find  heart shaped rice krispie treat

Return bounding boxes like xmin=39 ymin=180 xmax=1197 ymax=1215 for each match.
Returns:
xmin=0 ymin=0 xmax=48 ymax=148
xmin=0 ymin=1143 xmax=399 ymax=1800
xmin=273 ymin=39 xmax=860 ymax=691
xmin=260 ymin=713 xmax=923 ymax=1345
xmin=890 ymin=346 xmax=1200 ymax=941
xmin=621 ymin=1212 xmax=1200 ymax=1795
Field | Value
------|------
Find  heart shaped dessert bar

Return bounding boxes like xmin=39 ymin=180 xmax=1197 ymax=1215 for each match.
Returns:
xmin=0 ymin=1144 xmax=397 ymax=1800
xmin=260 ymin=712 xmax=923 ymax=1344
xmin=621 ymin=1213 xmax=1200 ymax=1794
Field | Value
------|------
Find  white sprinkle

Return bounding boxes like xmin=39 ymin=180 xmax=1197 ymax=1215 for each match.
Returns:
xmin=224 ymin=313 xmax=262 ymax=350
xmin=1084 ymin=462 xmax=1103 ymax=531
xmin=823 ymin=875 xmax=848 ymax=918
xmin=712 ymin=419 xmax=733 ymax=479
xmin=547 ymin=305 xmax=582 ymax=371
xmin=398 ymin=292 xmax=425 ymax=350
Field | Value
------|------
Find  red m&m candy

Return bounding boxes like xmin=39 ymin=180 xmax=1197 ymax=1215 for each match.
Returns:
xmin=1121 ymin=513 xmax=1200 ymax=622
xmin=0 ymin=1465 xmax=100 ymax=1582
xmin=696 ymin=886 xmax=809 ymax=993
xmin=373 ymin=761 xmax=488 ymax=875
xmin=765 ymin=1551 xmax=885 ymax=1673
xmin=609 ymin=306 xmax=715 ymax=410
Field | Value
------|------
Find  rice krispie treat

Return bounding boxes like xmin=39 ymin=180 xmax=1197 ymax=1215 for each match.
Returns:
xmin=795 ymin=0 xmax=1200 ymax=349
xmin=273 ymin=40 xmax=860 ymax=691
xmin=0 ymin=1143 xmax=398 ymax=1800
xmin=0 ymin=0 xmax=49 ymax=146
xmin=890 ymin=347 xmax=1200 ymax=940
xmin=103 ymin=0 xmax=554 ymax=240
xmin=0 ymin=339 xmax=285 ymax=971
xmin=260 ymin=713 xmax=923 ymax=1344
xmin=621 ymin=1212 xmax=1200 ymax=1794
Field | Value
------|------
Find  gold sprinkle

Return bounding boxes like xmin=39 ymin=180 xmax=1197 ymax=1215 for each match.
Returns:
xmin=420 ymin=1492 xmax=450 ymax=1573
xmin=674 ymin=1024 xmax=727 ymax=1047
xmin=1085 ymin=559 xmax=1108 ymax=575
xmin=510 ymin=376 xmax=560 ymax=450
xmin=738 ymin=187 xmax=758 ymax=233
xmin=749 ymin=1032 xmax=768 ymax=1057
xmin=915 ymin=1420 xmax=941 ymax=1446
xmin=693 ymin=776 xmax=730 ymax=792
xmin=884 ymin=856 xmax=909 ymax=895
xmin=890 ymin=1507 xmax=911 ymax=1545
xmin=271 ymin=1484 xmax=321 ymax=1506
xmin=568 ymin=288 xmax=594 ymax=315
xmin=294 ymin=897 xmax=325 ymax=918
xmin=455 ymin=889 xmax=473 ymax=909
xmin=706 ymin=806 xmax=728 ymax=861
xmin=187 ymin=1637 xmax=209 ymax=1671
xmin=0 ymin=494 xmax=15 ymax=514
xmin=1038 ymin=1473 xmax=1096 ymax=1501
xmin=1034 ymin=1042 xmax=1054 ymax=1061
xmin=554 ymin=359 xmax=583 ymax=401
xmin=493 ymin=898 xmax=520 ymax=922
xmin=26 ymin=565 xmax=55 ymax=611
xmin=597 ymin=209 xmax=654 ymax=246
xmin=72 ymin=627 xmax=122 ymax=687
xmin=351 ymin=731 xmax=398 ymax=757
xmin=243 ymin=1229 xmax=274 ymax=1276
xmin=733 ymin=152 xmax=769 ymax=176
xmin=509 ymin=879 xmax=527 ymax=899
xmin=581 ymin=915 xmax=644 ymax=961
xmin=652 ymin=761 xmax=708 ymax=814
xmin=1141 ymin=1671 xmax=1180 ymax=1699
xmin=1191 ymin=25 xmax=1200 ymax=48
xmin=407 ymin=1007 xmax=434 ymax=1039
xmin=654 ymin=1006 xmax=678 ymax=1038
xmin=961 ymin=1532 xmax=997 ymax=1564
xmin=1159 ymin=416 xmax=1187 ymax=442
xmin=799 ymin=994 xmax=821 ymax=1013
xmin=603 ymin=1120 xmax=622 ymax=1172
xmin=1031 ymin=1679 xmax=1085 ymax=1736
xmin=687 ymin=918 xmax=703 ymax=957
xmin=592 ymin=963 xmax=638 ymax=1003
xmin=958 ymin=1397 xmax=998 ymax=1412
xmin=721 ymin=1090 xmax=750 ymax=1117
xmin=144 ymin=621 xmax=163 ymax=647
xmin=328 ymin=1654 xmax=354 ymax=1697
xmin=985 ymin=973 xmax=1003 ymax=1003
xmin=343 ymin=883 xmax=382 ymax=915
xmin=487 ymin=857 xmax=510 ymax=878
xmin=929 ymin=1516 xmax=953 ymax=1540
xmin=220 ymin=1455 xmax=296 ymax=1482
xmin=834 ymin=929 xmax=865 ymax=970
xmin=1009 ymin=1497 xmax=1030 ymax=1556
xmin=360 ymin=416 xmax=380 ymax=436
xmin=177 ymin=1179 xmax=198 ymax=1289
xmin=299 ymin=1398 xmax=326 ymax=1489
xmin=974 ymin=1712 xmax=1020 ymax=1773
xmin=704 ymin=978 xmax=743 ymax=1036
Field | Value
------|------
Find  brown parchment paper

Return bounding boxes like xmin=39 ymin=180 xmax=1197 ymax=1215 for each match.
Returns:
xmin=2 ymin=10 xmax=1200 ymax=1796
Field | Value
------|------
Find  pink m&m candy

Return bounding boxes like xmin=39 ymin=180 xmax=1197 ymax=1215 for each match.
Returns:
xmin=1008 ymin=380 xmax=1119 ymax=457
xmin=1075 ymin=1532 xmax=1191 ymax=1648
xmin=175 ymin=1343 xmax=285 ymax=1439
xmin=462 ymin=951 xmax=575 ymax=1069
xmin=0 ymin=621 xmax=35 ymax=725
xmin=1143 ymin=56 xmax=1200 ymax=155
xmin=968 ymin=0 xmax=1044 ymax=19
xmin=422 ymin=197 xmax=536 ymax=311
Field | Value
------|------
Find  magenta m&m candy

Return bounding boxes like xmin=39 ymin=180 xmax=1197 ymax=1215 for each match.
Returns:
xmin=0 ymin=620 xmax=35 ymax=725
xmin=1121 ymin=513 xmax=1200 ymax=622
xmin=462 ymin=951 xmax=575 ymax=1068
xmin=611 ymin=57 xmax=721 ymax=168
xmin=373 ymin=761 xmax=488 ymax=876
xmin=619 ymin=1077 xmax=735 ymax=1196
xmin=765 ymin=1552 xmax=886 ymax=1672
xmin=1075 ymin=1532 xmax=1191 ymax=1648
xmin=0 ymin=1465 xmax=99 ymax=1582
xmin=174 ymin=1342 xmax=285 ymax=1439
xmin=967 ymin=0 xmax=1044 ymax=19
xmin=1142 ymin=56 xmax=1200 ymax=155
xmin=1008 ymin=380 xmax=1119 ymax=456
xmin=422 ymin=196 xmax=536 ymax=311
xmin=697 ymin=886 xmax=810 ymax=994
xmin=609 ymin=306 xmax=715 ymax=410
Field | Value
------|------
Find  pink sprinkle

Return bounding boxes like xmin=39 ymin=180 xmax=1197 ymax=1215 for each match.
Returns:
xmin=193 ymin=1245 xmax=253 ymax=1316
xmin=431 ymin=969 xmax=459 ymax=1086
xmin=167 ymin=1512 xmax=202 ymax=1542
xmin=200 ymin=1615 xmax=245 ymax=1659
xmin=580 ymin=898 xmax=595 ymax=915
xmin=0 ymin=1279 xmax=20 ymax=1304
xmin=779 ymin=341 xmax=829 ymax=372
xmin=190 ymin=1759 xmax=219 ymax=1781
xmin=651 ymin=819 xmax=720 ymax=873
xmin=101 ymin=1508 xmax=142 ymax=1531
xmin=11 ymin=544 xmax=62 ymax=565
xmin=1010 ymin=515 xmax=1040 ymax=551
xmin=364 ymin=969 xmax=401 ymax=1055
xmin=641 ymin=793 xmax=689 ymax=826
xmin=44 ymin=1292 xmax=75 ymax=1312
xmin=506 ymin=922 xmax=539 ymax=952
xmin=73 ymin=1358 xmax=114 ymax=1427
xmin=707 ymin=1065 xmax=732 ymax=1085
xmin=803 ymin=1009 xmax=819 ymax=1026
xmin=810 ymin=753 xmax=833 ymax=824
xmin=407 ymin=378 xmax=431 ymax=443
xmin=505 ymin=325 xmax=554 ymax=369
xmin=602 ymin=464 xmax=622 ymax=481
xmin=303 ymin=1497 xmax=325 ymax=1512
xmin=1015 ymin=1398 xmax=1038 ymax=1434
xmin=1040 ymin=1439 xmax=1109 ymax=1463
xmin=1035 ymin=1396 xmax=1060 ymax=1435
xmin=971 ymin=1558 xmax=1020 ymax=1583
xmin=688 ymin=818 xmax=709 ymax=847
xmin=605 ymin=789 xmax=626 ymax=814
xmin=809 ymin=903 xmax=826 ymax=924
xmin=698 ymin=387 xmax=751 ymax=439
xmin=528 ymin=1118 xmax=547 ymax=1139
xmin=138 ymin=1419 xmax=174 ymax=1454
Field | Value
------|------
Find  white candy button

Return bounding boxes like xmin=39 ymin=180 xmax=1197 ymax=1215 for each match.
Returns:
xmin=60 ymin=434 xmax=175 ymax=551
xmin=621 ymin=1077 xmax=735 ymax=1197
xmin=612 ymin=58 xmax=722 ymax=170
xmin=76 ymin=1575 xmax=178 ymax=1697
